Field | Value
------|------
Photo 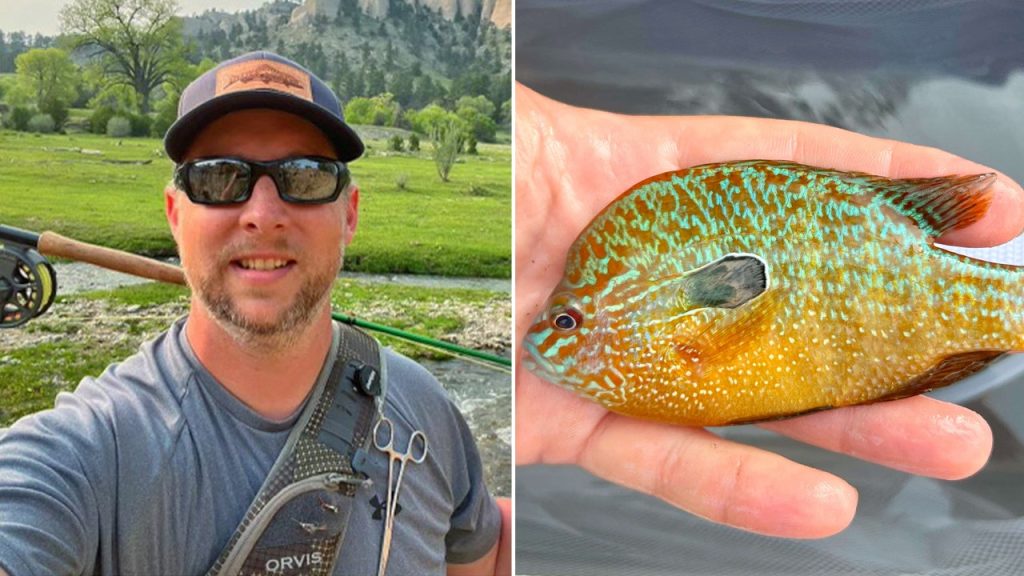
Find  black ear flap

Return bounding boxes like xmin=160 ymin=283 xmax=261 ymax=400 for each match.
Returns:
xmin=683 ymin=254 xmax=769 ymax=309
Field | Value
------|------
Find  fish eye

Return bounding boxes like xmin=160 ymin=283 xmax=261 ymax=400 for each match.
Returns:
xmin=552 ymin=307 xmax=583 ymax=331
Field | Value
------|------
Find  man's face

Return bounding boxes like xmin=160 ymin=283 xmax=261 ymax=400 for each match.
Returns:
xmin=165 ymin=108 xmax=358 ymax=340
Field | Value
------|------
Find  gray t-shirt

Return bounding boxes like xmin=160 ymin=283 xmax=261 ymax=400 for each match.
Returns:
xmin=0 ymin=318 xmax=500 ymax=575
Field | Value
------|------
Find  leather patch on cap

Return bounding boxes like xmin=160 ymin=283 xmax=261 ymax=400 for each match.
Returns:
xmin=215 ymin=60 xmax=313 ymax=101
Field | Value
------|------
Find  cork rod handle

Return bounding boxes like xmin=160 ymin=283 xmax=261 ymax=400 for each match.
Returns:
xmin=37 ymin=231 xmax=187 ymax=286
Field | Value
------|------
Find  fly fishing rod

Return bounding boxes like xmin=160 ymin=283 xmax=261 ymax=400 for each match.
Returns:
xmin=0 ymin=224 xmax=511 ymax=368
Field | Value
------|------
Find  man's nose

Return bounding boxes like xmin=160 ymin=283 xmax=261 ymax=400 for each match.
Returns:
xmin=238 ymin=175 xmax=289 ymax=232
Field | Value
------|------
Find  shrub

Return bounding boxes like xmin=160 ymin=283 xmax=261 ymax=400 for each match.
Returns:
xmin=107 ymin=116 xmax=132 ymax=138
xmin=151 ymin=97 xmax=178 ymax=138
xmin=89 ymin=107 xmax=116 ymax=134
xmin=408 ymin=133 xmax=420 ymax=151
xmin=431 ymin=119 xmax=465 ymax=182
xmin=465 ymin=135 xmax=478 ymax=155
xmin=129 ymin=114 xmax=152 ymax=137
xmin=151 ymin=114 xmax=174 ymax=138
xmin=388 ymin=134 xmax=404 ymax=152
xmin=40 ymin=101 xmax=68 ymax=131
xmin=27 ymin=113 xmax=55 ymax=134
xmin=8 ymin=107 xmax=32 ymax=131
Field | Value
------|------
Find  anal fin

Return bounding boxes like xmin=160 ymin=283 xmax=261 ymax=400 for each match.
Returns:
xmin=881 ymin=349 xmax=1007 ymax=402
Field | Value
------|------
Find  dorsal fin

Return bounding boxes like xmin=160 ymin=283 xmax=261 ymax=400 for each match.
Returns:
xmin=872 ymin=172 xmax=996 ymax=237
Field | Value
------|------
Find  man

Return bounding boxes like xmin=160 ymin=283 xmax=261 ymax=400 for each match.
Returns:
xmin=0 ymin=52 xmax=509 ymax=576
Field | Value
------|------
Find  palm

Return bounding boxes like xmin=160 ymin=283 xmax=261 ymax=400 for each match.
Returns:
xmin=515 ymin=84 xmax=1022 ymax=538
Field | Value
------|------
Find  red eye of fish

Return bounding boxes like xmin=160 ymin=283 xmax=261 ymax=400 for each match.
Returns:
xmin=552 ymin=307 xmax=582 ymax=331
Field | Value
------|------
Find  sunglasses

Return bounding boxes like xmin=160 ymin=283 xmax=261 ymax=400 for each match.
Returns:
xmin=173 ymin=156 xmax=351 ymax=205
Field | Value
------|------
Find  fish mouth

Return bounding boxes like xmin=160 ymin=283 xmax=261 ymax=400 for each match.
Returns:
xmin=521 ymin=337 xmax=558 ymax=381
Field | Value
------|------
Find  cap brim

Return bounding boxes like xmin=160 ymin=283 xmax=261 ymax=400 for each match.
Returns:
xmin=163 ymin=90 xmax=364 ymax=163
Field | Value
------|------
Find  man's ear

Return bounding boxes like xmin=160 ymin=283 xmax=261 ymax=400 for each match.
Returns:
xmin=165 ymin=185 xmax=181 ymax=244
xmin=343 ymin=185 xmax=359 ymax=246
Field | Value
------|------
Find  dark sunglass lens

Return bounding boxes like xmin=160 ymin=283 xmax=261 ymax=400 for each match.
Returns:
xmin=187 ymin=160 xmax=250 ymax=203
xmin=278 ymin=159 xmax=343 ymax=202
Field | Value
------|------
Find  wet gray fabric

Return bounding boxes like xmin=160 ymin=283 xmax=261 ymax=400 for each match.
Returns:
xmin=0 ymin=318 xmax=499 ymax=576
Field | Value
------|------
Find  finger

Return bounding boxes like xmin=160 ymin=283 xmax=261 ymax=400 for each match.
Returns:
xmin=760 ymin=395 xmax=993 ymax=480
xmin=575 ymin=412 xmax=858 ymax=539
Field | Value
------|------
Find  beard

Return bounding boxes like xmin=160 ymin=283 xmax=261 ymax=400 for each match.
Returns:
xmin=187 ymin=240 xmax=342 ymax=349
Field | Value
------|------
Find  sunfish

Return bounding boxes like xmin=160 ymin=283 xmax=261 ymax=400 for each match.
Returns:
xmin=523 ymin=160 xmax=1021 ymax=426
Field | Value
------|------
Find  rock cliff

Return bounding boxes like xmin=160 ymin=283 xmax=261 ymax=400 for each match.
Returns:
xmin=290 ymin=0 xmax=510 ymax=28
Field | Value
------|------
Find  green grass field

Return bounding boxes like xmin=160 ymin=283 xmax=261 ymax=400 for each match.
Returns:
xmin=0 ymin=129 xmax=511 ymax=277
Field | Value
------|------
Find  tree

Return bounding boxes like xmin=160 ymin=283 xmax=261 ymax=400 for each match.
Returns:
xmin=411 ymin=75 xmax=442 ymax=109
xmin=345 ymin=97 xmax=377 ymax=125
xmin=344 ymin=93 xmax=399 ymax=126
xmin=60 ymin=0 xmax=188 ymax=113
xmin=431 ymin=118 xmax=465 ymax=182
xmin=363 ymin=60 xmax=386 ymax=97
xmin=405 ymin=103 xmax=454 ymax=135
xmin=455 ymin=95 xmax=495 ymax=118
xmin=499 ymin=99 xmax=511 ymax=127
xmin=11 ymin=48 xmax=79 ymax=128
xmin=457 ymin=106 xmax=496 ymax=143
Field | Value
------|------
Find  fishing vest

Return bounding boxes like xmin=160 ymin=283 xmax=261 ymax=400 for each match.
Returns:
xmin=205 ymin=323 xmax=386 ymax=576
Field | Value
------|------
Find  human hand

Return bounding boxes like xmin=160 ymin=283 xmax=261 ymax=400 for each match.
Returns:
xmin=515 ymin=83 xmax=1021 ymax=538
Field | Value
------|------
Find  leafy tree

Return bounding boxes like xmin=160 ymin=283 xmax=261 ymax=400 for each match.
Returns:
xmin=345 ymin=93 xmax=399 ymax=126
xmin=456 ymin=106 xmax=496 ymax=143
xmin=61 ymin=0 xmax=189 ymax=112
xmin=11 ymin=49 xmax=79 ymax=123
xmin=12 ymin=48 xmax=78 ymax=107
xmin=405 ymin=103 xmax=454 ymax=135
xmin=345 ymin=97 xmax=375 ymax=125
xmin=455 ymin=95 xmax=495 ymax=118
xmin=0 ymin=74 xmax=14 ymax=100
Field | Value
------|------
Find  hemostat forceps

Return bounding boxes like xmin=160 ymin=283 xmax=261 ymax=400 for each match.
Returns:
xmin=374 ymin=410 xmax=428 ymax=576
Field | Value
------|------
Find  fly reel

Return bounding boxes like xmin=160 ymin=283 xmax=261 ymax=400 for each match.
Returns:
xmin=0 ymin=243 xmax=57 ymax=328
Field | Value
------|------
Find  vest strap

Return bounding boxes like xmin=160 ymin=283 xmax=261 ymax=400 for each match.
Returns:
xmin=206 ymin=323 xmax=383 ymax=576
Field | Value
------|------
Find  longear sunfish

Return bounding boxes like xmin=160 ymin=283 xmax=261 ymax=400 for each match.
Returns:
xmin=523 ymin=160 xmax=1022 ymax=426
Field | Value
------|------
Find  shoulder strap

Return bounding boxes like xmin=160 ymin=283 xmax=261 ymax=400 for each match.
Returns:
xmin=206 ymin=323 xmax=384 ymax=576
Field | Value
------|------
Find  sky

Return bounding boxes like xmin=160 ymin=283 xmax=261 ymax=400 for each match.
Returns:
xmin=0 ymin=0 xmax=274 ymax=35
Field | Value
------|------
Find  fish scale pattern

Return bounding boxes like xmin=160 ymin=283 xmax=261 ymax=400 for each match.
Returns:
xmin=525 ymin=160 xmax=1024 ymax=425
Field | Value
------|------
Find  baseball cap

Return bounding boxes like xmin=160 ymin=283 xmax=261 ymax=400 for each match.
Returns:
xmin=164 ymin=51 xmax=364 ymax=163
